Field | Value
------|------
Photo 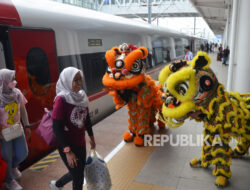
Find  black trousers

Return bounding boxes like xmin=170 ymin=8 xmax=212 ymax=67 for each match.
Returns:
xmin=56 ymin=145 xmax=86 ymax=190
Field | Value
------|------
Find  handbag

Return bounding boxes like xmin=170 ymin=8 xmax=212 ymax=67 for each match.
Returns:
xmin=1 ymin=123 xmax=23 ymax=142
xmin=35 ymin=108 xmax=58 ymax=146
xmin=84 ymin=149 xmax=112 ymax=190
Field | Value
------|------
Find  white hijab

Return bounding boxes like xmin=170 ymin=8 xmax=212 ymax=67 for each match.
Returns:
xmin=56 ymin=67 xmax=89 ymax=108
xmin=0 ymin=69 xmax=18 ymax=106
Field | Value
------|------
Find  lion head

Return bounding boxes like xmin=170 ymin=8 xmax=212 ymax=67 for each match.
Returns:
xmin=102 ymin=43 xmax=148 ymax=90
xmin=159 ymin=51 xmax=219 ymax=126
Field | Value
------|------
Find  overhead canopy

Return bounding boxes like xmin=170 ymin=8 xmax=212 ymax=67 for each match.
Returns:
xmin=189 ymin=0 xmax=232 ymax=35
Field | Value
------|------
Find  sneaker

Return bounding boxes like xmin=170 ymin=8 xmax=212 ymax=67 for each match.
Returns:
xmin=12 ymin=168 xmax=22 ymax=180
xmin=5 ymin=179 xmax=23 ymax=190
xmin=49 ymin=180 xmax=63 ymax=190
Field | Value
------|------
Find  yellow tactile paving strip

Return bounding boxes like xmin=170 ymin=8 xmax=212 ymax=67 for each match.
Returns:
xmin=83 ymin=143 xmax=176 ymax=190
xmin=29 ymin=151 xmax=60 ymax=171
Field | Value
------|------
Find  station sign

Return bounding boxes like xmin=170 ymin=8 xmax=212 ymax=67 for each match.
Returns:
xmin=88 ymin=39 xmax=102 ymax=46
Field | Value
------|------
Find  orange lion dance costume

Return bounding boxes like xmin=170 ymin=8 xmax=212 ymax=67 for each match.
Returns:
xmin=102 ymin=43 xmax=165 ymax=146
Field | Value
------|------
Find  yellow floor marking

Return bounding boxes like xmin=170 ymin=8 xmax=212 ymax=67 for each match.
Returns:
xmin=29 ymin=151 xmax=60 ymax=171
xmin=29 ymin=165 xmax=48 ymax=170
xmin=36 ymin=159 xmax=57 ymax=164
xmin=44 ymin=155 xmax=60 ymax=159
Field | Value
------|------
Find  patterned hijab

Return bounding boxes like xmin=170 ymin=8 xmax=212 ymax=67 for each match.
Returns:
xmin=0 ymin=69 xmax=18 ymax=106
xmin=56 ymin=67 xmax=89 ymax=108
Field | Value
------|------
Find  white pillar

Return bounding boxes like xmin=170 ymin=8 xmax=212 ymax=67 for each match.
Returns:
xmin=226 ymin=0 xmax=238 ymax=91
xmin=170 ymin=37 xmax=176 ymax=59
xmin=226 ymin=5 xmax=231 ymax=47
xmin=148 ymin=0 xmax=152 ymax=24
xmin=232 ymin=0 xmax=250 ymax=93
xmin=223 ymin=15 xmax=229 ymax=48
xmin=222 ymin=25 xmax=227 ymax=47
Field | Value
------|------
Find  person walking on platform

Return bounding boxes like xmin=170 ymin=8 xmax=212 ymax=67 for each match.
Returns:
xmin=0 ymin=69 xmax=31 ymax=190
xmin=222 ymin=46 xmax=230 ymax=66
xmin=50 ymin=67 xmax=96 ymax=190
xmin=200 ymin=43 xmax=205 ymax=51
xmin=206 ymin=42 xmax=209 ymax=53
xmin=184 ymin=46 xmax=193 ymax=61
xmin=217 ymin=44 xmax=223 ymax=61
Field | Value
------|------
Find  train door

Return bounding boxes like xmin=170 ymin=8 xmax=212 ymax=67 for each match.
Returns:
xmin=8 ymin=28 xmax=59 ymax=165
xmin=0 ymin=41 xmax=5 ymax=69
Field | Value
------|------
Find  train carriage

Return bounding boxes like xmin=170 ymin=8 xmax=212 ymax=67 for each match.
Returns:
xmin=0 ymin=0 xmax=204 ymax=167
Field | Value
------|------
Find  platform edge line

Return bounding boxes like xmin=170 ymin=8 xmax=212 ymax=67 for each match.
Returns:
xmin=104 ymin=140 xmax=125 ymax=163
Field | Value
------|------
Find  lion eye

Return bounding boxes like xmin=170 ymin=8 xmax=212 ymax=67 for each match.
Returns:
xmin=130 ymin=60 xmax=142 ymax=74
xmin=133 ymin=63 xmax=138 ymax=69
xmin=115 ymin=60 xmax=124 ymax=68
xmin=176 ymin=82 xmax=188 ymax=95
xmin=200 ymin=75 xmax=213 ymax=92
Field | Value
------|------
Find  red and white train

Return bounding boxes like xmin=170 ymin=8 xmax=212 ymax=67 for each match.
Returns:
xmin=0 ymin=0 xmax=205 ymax=166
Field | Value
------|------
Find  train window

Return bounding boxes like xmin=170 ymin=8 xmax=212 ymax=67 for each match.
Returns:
xmin=57 ymin=55 xmax=80 ymax=73
xmin=81 ymin=52 xmax=107 ymax=96
xmin=153 ymin=47 xmax=164 ymax=66
xmin=174 ymin=38 xmax=184 ymax=57
xmin=145 ymin=54 xmax=152 ymax=69
xmin=26 ymin=47 xmax=51 ymax=96
xmin=163 ymin=47 xmax=171 ymax=63
xmin=0 ymin=42 xmax=6 ymax=69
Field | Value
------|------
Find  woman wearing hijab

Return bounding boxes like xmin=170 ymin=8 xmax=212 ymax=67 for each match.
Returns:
xmin=0 ymin=69 xmax=31 ymax=190
xmin=50 ymin=67 xmax=96 ymax=190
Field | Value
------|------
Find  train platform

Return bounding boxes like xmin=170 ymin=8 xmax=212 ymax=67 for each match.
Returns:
xmin=16 ymin=53 xmax=250 ymax=190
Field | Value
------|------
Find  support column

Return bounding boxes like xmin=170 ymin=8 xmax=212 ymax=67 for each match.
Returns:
xmin=226 ymin=5 xmax=231 ymax=47
xmin=232 ymin=0 xmax=250 ymax=93
xmin=226 ymin=0 xmax=238 ymax=91
xmin=194 ymin=17 xmax=196 ymax=36
xmin=223 ymin=8 xmax=230 ymax=48
xmin=148 ymin=0 xmax=152 ymax=24
xmin=170 ymin=37 xmax=176 ymax=59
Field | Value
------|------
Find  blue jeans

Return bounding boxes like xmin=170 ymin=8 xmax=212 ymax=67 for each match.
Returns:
xmin=1 ymin=132 xmax=28 ymax=183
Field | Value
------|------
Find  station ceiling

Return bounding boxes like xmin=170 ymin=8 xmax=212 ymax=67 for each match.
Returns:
xmin=189 ymin=0 xmax=232 ymax=35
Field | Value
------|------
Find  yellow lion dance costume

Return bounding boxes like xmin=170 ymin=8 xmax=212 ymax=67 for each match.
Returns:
xmin=102 ymin=43 xmax=165 ymax=146
xmin=159 ymin=51 xmax=250 ymax=187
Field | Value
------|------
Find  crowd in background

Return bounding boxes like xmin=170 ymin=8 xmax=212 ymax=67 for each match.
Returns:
xmin=200 ymin=42 xmax=230 ymax=66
